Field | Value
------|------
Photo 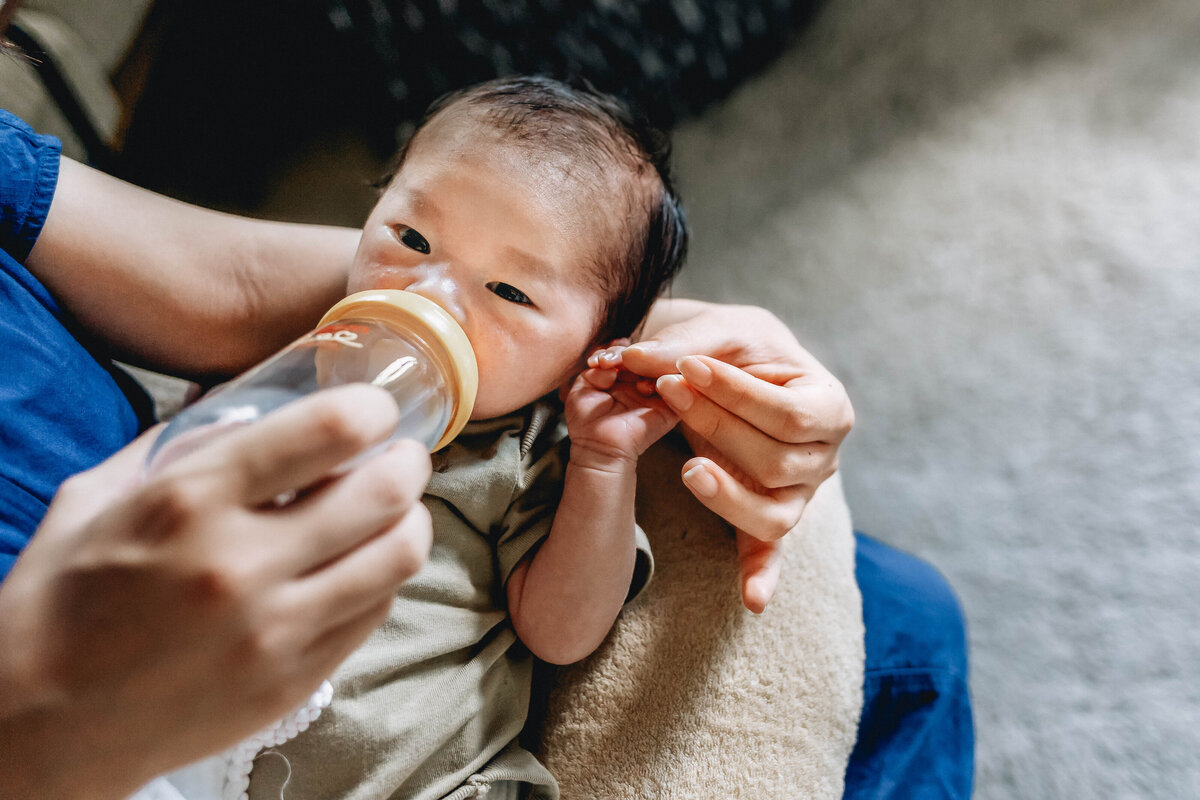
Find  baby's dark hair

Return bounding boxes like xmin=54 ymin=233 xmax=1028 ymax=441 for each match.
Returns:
xmin=384 ymin=75 xmax=688 ymax=343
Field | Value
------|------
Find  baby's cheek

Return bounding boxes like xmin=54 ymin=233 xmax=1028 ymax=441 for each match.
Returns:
xmin=346 ymin=253 xmax=391 ymax=294
xmin=466 ymin=328 xmax=583 ymax=418
xmin=467 ymin=351 xmax=524 ymax=419
xmin=469 ymin=373 xmax=525 ymax=419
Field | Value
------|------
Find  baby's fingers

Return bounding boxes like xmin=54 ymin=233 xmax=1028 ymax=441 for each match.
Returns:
xmin=586 ymin=339 xmax=632 ymax=369
xmin=580 ymin=367 xmax=619 ymax=390
xmin=679 ymin=457 xmax=811 ymax=543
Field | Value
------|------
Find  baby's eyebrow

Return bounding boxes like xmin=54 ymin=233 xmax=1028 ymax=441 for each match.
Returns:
xmin=503 ymin=245 xmax=549 ymax=274
xmin=402 ymin=187 xmax=442 ymax=223
xmin=501 ymin=245 xmax=563 ymax=285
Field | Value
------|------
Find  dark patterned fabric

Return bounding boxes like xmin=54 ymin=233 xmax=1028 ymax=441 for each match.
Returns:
xmin=325 ymin=0 xmax=822 ymax=129
xmin=118 ymin=0 xmax=820 ymax=205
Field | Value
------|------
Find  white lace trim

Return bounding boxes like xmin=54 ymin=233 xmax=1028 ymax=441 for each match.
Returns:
xmin=221 ymin=679 xmax=333 ymax=800
xmin=127 ymin=681 xmax=333 ymax=800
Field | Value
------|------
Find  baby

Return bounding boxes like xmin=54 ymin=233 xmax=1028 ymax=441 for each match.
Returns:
xmin=245 ymin=76 xmax=688 ymax=800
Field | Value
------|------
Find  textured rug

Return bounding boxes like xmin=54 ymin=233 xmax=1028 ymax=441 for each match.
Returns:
xmin=668 ymin=0 xmax=1200 ymax=796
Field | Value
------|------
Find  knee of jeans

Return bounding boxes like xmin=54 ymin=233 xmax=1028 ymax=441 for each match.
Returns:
xmin=855 ymin=532 xmax=969 ymax=678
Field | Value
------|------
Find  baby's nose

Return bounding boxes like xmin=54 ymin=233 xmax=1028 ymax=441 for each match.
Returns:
xmin=406 ymin=267 xmax=466 ymax=323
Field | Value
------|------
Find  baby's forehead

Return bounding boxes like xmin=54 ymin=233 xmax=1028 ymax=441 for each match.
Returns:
xmin=413 ymin=104 xmax=645 ymax=207
xmin=420 ymin=127 xmax=618 ymax=196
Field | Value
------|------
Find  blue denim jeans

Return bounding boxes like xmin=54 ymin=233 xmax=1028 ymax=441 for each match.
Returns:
xmin=844 ymin=534 xmax=975 ymax=799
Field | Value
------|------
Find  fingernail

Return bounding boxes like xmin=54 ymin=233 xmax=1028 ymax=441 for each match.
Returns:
xmin=625 ymin=342 xmax=659 ymax=356
xmin=656 ymin=375 xmax=694 ymax=411
xmin=743 ymin=578 xmax=770 ymax=614
xmin=677 ymin=356 xmax=713 ymax=388
xmin=599 ymin=350 xmax=620 ymax=365
xmin=683 ymin=463 xmax=719 ymax=498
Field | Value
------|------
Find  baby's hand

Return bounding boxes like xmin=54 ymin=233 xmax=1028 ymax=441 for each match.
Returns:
xmin=565 ymin=343 xmax=679 ymax=470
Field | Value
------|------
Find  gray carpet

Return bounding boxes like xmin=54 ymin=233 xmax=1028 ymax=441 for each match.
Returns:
xmin=668 ymin=0 xmax=1200 ymax=797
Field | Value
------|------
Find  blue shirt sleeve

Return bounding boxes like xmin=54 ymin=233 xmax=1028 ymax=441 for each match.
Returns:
xmin=0 ymin=109 xmax=61 ymax=265
xmin=0 ymin=109 xmax=149 ymax=581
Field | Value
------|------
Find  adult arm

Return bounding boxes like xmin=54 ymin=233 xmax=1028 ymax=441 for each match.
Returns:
xmin=26 ymin=157 xmax=360 ymax=379
xmin=613 ymin=298 xmax=855 ymax=612
xmin=0 ymin=385 xmax=432 ymax=800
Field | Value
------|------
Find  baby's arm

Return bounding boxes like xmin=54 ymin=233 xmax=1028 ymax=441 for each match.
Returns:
xmin=507 ymin=346 xmax=677 ymax=664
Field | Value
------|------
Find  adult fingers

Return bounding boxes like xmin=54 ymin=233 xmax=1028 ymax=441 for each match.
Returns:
xmin=736 ymin=531 xmax=783 ymax=614
xmin=620 ymin=306 xmax=762 ymax=377
xmin=618 ymin=336 xmax=695 ymax=378
xmin=244 ymin=594 xmax=396 ymax=726
xmin=675 ymin=355 xmax=852 ymax=446
xmin=679 ymin=456 xmax=812 ymax=542
xmin=191 ymin=384 xmax=401 ymax=507
xmin=658 ymin=373 xmax=837 ymax=490
xmin=286 ymin=499 xmax=432 ymax=633
xmin=299 ymin=595 xmax=398 ymax=690
xmin=268 ymin=439 xmax=432 ymax=575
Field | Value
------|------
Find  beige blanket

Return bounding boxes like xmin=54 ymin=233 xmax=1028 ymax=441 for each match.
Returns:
xmin=536 ymin=437 xmax=864 ymax=799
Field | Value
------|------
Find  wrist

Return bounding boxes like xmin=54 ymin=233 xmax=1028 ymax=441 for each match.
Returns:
xmin=567 ymin=441 xmax=640 ymax=475
xmin=0 ymin=698 xmax=115 ymax=800
xmin=0 ymin=604 xmax=137 ymax=800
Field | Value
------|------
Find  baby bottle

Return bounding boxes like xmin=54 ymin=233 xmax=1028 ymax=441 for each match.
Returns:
xmin=145 ymin=289 xmax=478 ymax=473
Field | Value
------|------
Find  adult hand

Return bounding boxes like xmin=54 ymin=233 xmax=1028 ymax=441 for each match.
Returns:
xmin=0 ymin=385 xmax=432 ymax=800
xmin=611 ymin=300 xmax=854 ymax=613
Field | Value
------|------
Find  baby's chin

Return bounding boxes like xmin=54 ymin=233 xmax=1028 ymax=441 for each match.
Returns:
xmin=468 ymin=395 xmax=543 ymax=421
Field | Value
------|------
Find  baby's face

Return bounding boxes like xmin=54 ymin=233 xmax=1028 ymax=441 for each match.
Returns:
xmin=349 ymin=112 xmax=608 ymax=419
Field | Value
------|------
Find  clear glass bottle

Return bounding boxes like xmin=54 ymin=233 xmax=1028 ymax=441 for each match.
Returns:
xmin=145 ymin=290 xmax=478 ymax=473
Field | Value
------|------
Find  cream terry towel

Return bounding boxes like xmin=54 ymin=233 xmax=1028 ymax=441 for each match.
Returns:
xmin=536 ymin=437 xmax=865 ymax=799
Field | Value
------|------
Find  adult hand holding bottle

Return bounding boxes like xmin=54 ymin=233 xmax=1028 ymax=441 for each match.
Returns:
xmin=0 ymin=384 xmax=432 ymax=800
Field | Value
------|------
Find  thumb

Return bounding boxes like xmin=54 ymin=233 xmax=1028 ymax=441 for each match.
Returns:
xmin=624 ymin=317 xmax=721 ymax=378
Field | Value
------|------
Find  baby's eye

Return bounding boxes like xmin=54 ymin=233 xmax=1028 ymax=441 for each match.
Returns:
xmin=394 ymin=226 xmax=430 ymax=254
xmin=486 ymin=282 xmax=533 ymax=306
